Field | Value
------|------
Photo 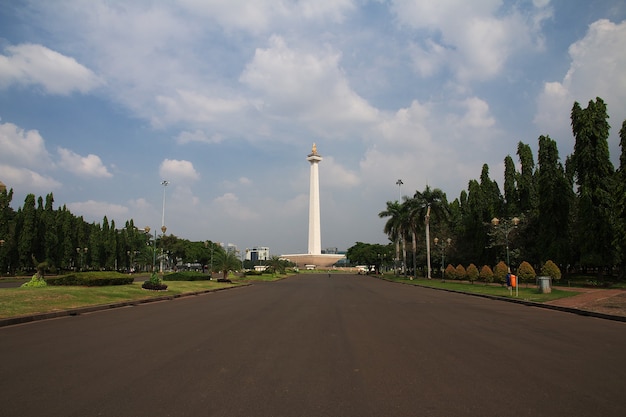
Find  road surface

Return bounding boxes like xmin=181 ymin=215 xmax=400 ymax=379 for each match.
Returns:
xmin=1 ymin=274 xmax=625 ymax=416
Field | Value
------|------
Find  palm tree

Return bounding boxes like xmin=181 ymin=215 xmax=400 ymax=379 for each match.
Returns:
xmin=265 ymin=255 xmax=287 ymax=275
xmin=406 ymin=186 xmax=449 ymax=278
xmin=214 ymin=250 xmax=241 ymax=281
xmin=379 ymin=200 xmax=408 ymax=276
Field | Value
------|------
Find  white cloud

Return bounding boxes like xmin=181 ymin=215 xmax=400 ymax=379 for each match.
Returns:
xmin=458 ymin=97 xmax=495 ymax=128
xmin=0 ymin=121 xmax=54 ymax=168
xmin=156 ymin=90 xmax=249 ymax=126
xmin=390 ymin=0 xmax=550 ymax=81
xmin=179 ymin=0 xmax=355 ymax=33
xmin=175 ymin=129 xmax=224 ymax=145
xmin=535 ymin=19 xmax=626 ymax=147
xmin=0 ymin=164 xmax=61 ymax=191
xmin=159 ymin=159 xmax=200 ymax=182
xmin=240 ymin=35 xmax=379 ymax=136
xmin=0 ymin=43 xmax=102 ymax=94
xmin=67 ymin=200 xmax=129 ymax=222
xmin=57 ymin=147 xmax=112 ymax=178
xmin=322 ymin=156 xmax=360 ymax=188
xmin=213 ymin=192 xmax=259 ymax=221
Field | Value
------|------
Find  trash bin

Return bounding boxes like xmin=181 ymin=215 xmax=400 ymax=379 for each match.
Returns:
xmin=537 ymin=276 xmax=551 ymax=294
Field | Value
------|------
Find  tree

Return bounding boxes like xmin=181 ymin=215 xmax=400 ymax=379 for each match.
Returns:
xmin=405 ymin=186 xmax=449 ymax=278
xmin=493 ymin=261 xmax=508 ymax=286
xmin=568 ymin=98 xmax=615 ymax=271
xmin=17 ymin=194 xmax=37 ymax=271
xmin=541 ymin=260 xmax=562 ymax=281
xmin=214 ymin=250 xmax=241 ymax=280
xmin=614 ymin=119 xmax=626 ymax=278
xmin=536 ymin=135 xmax=573 ymax=267
xmin=503 ymin=155 xmax=519 ymax=216
xmin=346 ymin=242 xmax=392 ymax=273
xmin=517 ymin=261 xmax=536 ymax=287
xmin=379 ymin=201 xmax=408 ymax=275
xmin=455 ymin=264 xmax=467 ymax=281
xmin=467 ymin=263 xmax=479 ymax=284
xmin=479 ymin=265 xmax=494 ymax=284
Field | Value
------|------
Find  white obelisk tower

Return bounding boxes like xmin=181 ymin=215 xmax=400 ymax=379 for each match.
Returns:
xmin=307 ymin=143 xmax=322 ymax=255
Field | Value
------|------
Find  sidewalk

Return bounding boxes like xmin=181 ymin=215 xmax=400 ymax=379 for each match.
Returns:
xmin=547 ymin=287 xmax=626 ymax=317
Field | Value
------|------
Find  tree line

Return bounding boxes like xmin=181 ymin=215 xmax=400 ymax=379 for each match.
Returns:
xmin=353 ymin=98 xmax=626 ymax=280
xmin=0 ymin=190 xmax=228 ymax=275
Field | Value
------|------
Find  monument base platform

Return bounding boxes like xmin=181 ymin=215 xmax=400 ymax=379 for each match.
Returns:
xmin=280 ymin=254 xmax=345 ymax=269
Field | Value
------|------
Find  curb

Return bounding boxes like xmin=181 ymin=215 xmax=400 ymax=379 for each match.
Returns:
xmin=0 ymin=283 xmax=250 ymax=328
xmin=384 ymin=278 xmax=626 ymax=323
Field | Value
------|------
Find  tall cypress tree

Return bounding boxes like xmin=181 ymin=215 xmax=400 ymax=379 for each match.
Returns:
xmin=614 ymin=120 xmax=626 ymax=277
xmin=536 ymin=135 xmax=573 ymax=267
xmin=569 ymin=98 xmax=615 ymax=270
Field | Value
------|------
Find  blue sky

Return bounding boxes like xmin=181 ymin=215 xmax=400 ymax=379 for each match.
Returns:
xmin=1 ymin=0 xmax=625 ymax=255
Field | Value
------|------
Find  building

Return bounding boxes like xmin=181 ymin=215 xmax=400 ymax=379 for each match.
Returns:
xmin=245 ymin=247 xmax=270 ymax=262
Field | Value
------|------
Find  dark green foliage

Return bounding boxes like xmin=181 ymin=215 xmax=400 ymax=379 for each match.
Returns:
xmin=540 ymin=260 xmax=562 ymax=281
xmin=467 ymin=263 xmax=479 ymax=283
xmin=569 ymin=98 xmax=615 ymax=268
xmin=517 ymin=261 xmax=536 ymax=284
xmin=142 ymin=272 xmax=168 ymax=290
xmin=164 ymin=271 xmax=211 ymax=281
xmin=47 ymin=272 xmax=134 ymax=286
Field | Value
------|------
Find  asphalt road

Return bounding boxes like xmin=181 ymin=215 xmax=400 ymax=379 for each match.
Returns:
xmin=1 ymin=274 xmax=625 ymax=417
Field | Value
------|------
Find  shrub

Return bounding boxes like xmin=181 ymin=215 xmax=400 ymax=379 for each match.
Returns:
xmin=467 ymin=263 xmax=479 ymax=284
xmin=164 ymin=271 xmax=211 ymax=281
xmin=142 ymin=273 xmax=168 ymax=291
xmin=541 ymin=260 xmax=562 ymax=281
xmin=46 ymin=272 xmax=134 ymax=286
xmin=455 ymin=264 xmax=467 ymax=281
xmin=517 ymin=261 xmax=536 ymax=285
xmin=21 ymin=274 xmax=47 ymax=288
xmin=479 ymin=265 xmax=494 ymax=283
xmin=444 ymin=264 xmax=456 ymax=280
xmin=493 ymin=261 xmax=509 ymax=286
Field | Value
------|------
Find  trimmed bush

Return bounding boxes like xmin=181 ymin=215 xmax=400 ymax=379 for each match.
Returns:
xmin=541 ymin=260 xmax=562 ymax=281
xmin=142 ymin=273 xmax=168 ymax=291
xmin=46 ymin=272 xmax=133 ymax=286
xmin=21 ymin=274 xmax=48 ymax=288
xmin=455 ymin=264 xmax=467 ymax=281
xmin=480 ymin=265 xmax=494 ymax=284
xmin=467 ymin=263 xmax=479 ymax=284
xmin=444 ymin=264 xmax=456 ymax=280
xmin=517 ymin=261 xmax=536 ymax=285
xmin=493 ymin=261 xmax=508 ymax=286
xmin=164 ymin=271 xmax=211 ymax=281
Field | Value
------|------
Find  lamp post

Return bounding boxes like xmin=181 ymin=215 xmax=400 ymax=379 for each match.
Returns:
xmin=144 ymin=226 xmax=157 ymax=272
xmin=425 ymin=204 xmax=432 ymax=279
xmin=0 ymin=239 xmax=4 ymax=277
xmin=76 ymin=247 xmax=88 ymax=271
xmin=160 ymin=180 xmax=169 ymax=274
xmin=434 ymin=237 xmax=451 ymax=281
xmin=491 ymin=216 xmax=520 ymax=296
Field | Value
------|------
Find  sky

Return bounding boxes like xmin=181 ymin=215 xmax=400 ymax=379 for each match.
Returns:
xmin=1 ymin=0 xmax=626 ymax=256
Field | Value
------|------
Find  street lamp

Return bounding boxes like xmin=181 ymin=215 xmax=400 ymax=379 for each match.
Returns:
xmin=144 ymin=226 xmax=157 ymax=272
xmin=0 ymin=239 xmax=5 ymax=277
xmin=491 ymin=216 xmax=520 ymax=296
xmin=396 ymin=179 xmax=403 ymax=201
xmin=160 ymin=180 xmax=169 ymax=273
xmin=76 ymin=247 xmax=88 ymax=271
xmin=434 ymin=237 xmax=451 ymax=281
xmin=425 ymin=204 xmax=432 ymax=279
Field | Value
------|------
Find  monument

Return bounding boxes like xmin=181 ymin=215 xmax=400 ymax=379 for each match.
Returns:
xmin=282 ymin=144 xmax=345 ymax=269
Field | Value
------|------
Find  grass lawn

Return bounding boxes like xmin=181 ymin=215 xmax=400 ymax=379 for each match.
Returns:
xmin=386 ymin=276 xmax=580 ymax=303
xmin=0 ymin=280 xmax=238 ymax=319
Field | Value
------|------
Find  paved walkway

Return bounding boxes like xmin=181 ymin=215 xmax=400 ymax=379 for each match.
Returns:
xmin=547 ymin=287 xmax=626 ymax=317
